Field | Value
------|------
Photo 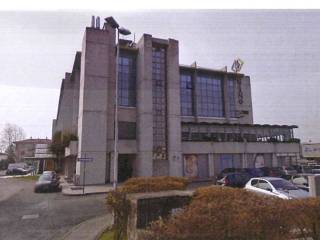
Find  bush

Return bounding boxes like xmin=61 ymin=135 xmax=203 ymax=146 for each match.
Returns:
xmin=106 ymin=176 xmax=188 ymax=240
xmin=119 ymin=176 xmax=188 ymax=194
xmin=143 ymin=186 xmax=320 ymax=240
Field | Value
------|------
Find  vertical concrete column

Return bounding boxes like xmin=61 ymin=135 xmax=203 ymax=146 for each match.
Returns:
xmin=208 ymin=153 xmax=215 ymax=178
xmin=136 ymin=34 xmax=153 ymax=176
xmin=167 ymin=39 xmax=183 ymax=177
xmin=77 ymin=26 xmax=116 ymax=185
xmin=71 ymin=52 xmax=81 ymax=134
xmin=272 ymin=153 xmax=278 ymax=167
xmin=308 ymin=175 xmax=320 ymax=197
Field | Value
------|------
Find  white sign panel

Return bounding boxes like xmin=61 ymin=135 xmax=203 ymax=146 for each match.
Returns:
xmin=301 ymin=143 xmax=320 ymax=158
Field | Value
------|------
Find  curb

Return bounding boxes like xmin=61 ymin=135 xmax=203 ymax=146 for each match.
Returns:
xmin=59 ymin=213 xmax=113 ymax=240
xmin=62 ymin=190 xmax=110 ymax=196
xmin=62 ymin=187 xmax=112 ymax=196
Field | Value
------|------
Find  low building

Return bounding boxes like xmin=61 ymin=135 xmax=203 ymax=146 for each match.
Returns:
xmin=52 ymin=17 xmax=301 ymax=185
xmin=0 ymin=153 xmax=8 ymax=162
xmin=14 ymin=138 xmax=51 ymax=162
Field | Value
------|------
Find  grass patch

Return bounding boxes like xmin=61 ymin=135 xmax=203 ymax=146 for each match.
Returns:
xmin=16 ymin=175 xmax=39 ymax=181
xmin=98 ymin=228 xmax=115 ymax=240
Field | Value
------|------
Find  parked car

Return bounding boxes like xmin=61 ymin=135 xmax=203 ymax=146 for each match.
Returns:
xmin=6 ymin=163 xmax=34 ymax=175
xmin=217 ymin=172 xmax=251 ymax=188
xmin=288 ymin=174 xmax=312 ymax=192
xmin=243 ymin=168 xmax=264 ymax=178
xmin=42 ymin=171 xmax=60 ymax=180
xmin=245 ymin=177 xmax=309 ymax=199
xmin=6 ymin=163 xmax=30 ymax=175
xmin=281 ymin=166 xmax=297 ymax=175
xmin=310 ymin=165 xmax=320 ymax=174
xmin=34 ymin=173 xmax=61 ymax=193
xmin=216 ymin=168 xmax=243 ymax=180
xmin=259 ymin=167 xmax=285 ymax=177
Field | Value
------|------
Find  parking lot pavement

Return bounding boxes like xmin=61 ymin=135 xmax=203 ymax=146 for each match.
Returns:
xmin=0 ymin=178 xmax=109 ymax=240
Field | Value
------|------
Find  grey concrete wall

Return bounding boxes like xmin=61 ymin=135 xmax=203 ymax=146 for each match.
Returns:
xmin=53 ymin=53 xmax=81 ymax=137
xmin=77 ymin=26 xmax=116 ymax=185
xmin=135 ymin=34 xmax=153 ymax=177
xmin=236 ymin=75 xmax=254 ymax=124
xmin=166 ymin=39 xmax=183 ymax=177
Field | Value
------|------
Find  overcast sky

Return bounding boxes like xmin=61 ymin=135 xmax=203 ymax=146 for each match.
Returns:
xmin=0 ymin=10 xmax=319 ymax=142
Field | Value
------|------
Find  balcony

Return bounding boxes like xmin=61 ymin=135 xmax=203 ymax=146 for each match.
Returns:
xmin=181 ymin=122 xmax=300 ymax=143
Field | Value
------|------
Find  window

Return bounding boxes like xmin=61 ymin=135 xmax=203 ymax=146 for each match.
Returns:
xmin=152 ymin=47 xmax=167 ymax=154
xmin=118 ymin=52 xmax=136 ymax=107
xmin=228 ymin=78 xmax=236 ymax=118
xmin=258 ymin=180 xmax=272 ymax=191
xmin=196 ymin=74 xmax=224 ymax=117
xmin=180 ymin=73 xmax=193 ymax=116
xmin=251 ymin=179 xmax=259 ymax=187
xmin=118 ymin=122 xmax=136 ymax=140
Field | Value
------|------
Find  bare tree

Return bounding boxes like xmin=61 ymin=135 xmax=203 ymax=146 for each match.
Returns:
xmin=0 ymin=123 xmax=26 ymax=153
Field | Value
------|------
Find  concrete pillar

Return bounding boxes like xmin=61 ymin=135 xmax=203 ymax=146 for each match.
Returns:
xmin=77 ymin=26 xmax=116 ymax=185
xmin=167 ymin=38 xmax=183 ymax=177
xmin=136 ymin=34 xmax=153 ymax=176
xmin=308 ymin=175 xmax=320 ymax=197
xmin=208 ymin=153 xmax=215 ymax=178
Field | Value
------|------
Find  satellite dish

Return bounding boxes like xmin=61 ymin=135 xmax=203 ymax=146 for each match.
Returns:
xmin=231 ymin=58 xmax=244 ymax=73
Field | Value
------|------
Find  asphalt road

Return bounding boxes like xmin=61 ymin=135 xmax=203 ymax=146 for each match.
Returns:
xmin=0 ymin=178 xmax=108 ymax=240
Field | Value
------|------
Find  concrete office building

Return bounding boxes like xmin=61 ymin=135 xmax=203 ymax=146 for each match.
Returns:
xmin=53 ymin=18 xmax=300 ymax=185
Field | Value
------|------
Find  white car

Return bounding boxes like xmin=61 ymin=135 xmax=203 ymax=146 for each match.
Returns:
xmin=245 ymin=177 xmax=309 ymax=200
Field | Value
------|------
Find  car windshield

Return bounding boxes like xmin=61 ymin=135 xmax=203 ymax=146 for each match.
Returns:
xmin=39 ymin=175 xmax=52 ymax=181
xmin=269 ymin=179 xmax=299 ymax=190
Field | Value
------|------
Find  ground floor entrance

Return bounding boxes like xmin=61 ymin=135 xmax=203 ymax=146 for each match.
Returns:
xmin=118 ymin=154 xmax=134 ymax=182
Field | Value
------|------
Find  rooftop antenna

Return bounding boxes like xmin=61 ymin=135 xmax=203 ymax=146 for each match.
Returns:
xmin=96 ymin=16 xmax=100 ymax=29
xmin=91 ymin=16 xmax=95 ymax=28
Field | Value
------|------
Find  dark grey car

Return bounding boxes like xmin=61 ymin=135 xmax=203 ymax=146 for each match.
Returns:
xmin=34 ymin=174 xmax=61 ymax=193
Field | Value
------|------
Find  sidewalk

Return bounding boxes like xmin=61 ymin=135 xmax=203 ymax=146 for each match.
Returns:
xmin=60 ymin=213 xmax=113 ymax=240
xmin=60 ymin=177 xmax=114 ymax=196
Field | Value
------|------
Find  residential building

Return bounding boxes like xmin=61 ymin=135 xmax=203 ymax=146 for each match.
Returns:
xmin=14 ymin=138 xmax=51 ymax=162
xmin=0 ymin=153 xmax=8 ymax=162
xmin=52 ymin=17 xmax=300 ymax=185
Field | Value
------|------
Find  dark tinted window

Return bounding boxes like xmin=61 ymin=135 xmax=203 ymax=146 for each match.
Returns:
xmin=196 ymin=74 xmax=224 ymax=117
xmin=269 ymin=179 xmax=298 ymax=190
xmin=180 ymin=73 xmax=193 ymax=116
xmin=39 ymin=174 xmax=52 ymax=181
xmin=251 ymin=179 xmax=258 ymax=186
xmin=118 ymin=122 xmax=136 ymax=140
xmin=118 ymin=52 xmax=136 ymax=107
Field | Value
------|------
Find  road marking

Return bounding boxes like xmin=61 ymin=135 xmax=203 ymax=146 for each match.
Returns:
xmin=21 ymin=214 xmax=39 ymax=220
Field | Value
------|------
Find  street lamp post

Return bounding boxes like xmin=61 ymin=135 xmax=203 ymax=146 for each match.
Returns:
xmin=104 ymin=17 xmax=131 ymax=189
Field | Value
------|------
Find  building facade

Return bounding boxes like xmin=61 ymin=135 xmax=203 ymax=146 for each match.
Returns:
xmin=14 ymin=138 xmax=51 ymax=162
xmin=53 ymin=19 xmax=300 ymax=185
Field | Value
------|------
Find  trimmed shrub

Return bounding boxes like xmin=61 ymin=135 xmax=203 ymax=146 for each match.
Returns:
xmin=106 ymin=176 xmax=189 ymax=240
xmin=142 ymin=186 xmax=295 ymax=240
xmin=119 ymin=176 xmax=188 ymax=194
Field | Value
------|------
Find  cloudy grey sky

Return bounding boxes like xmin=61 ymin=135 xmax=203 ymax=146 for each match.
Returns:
xmin=0 ymin=10 xmax=319 ymax=142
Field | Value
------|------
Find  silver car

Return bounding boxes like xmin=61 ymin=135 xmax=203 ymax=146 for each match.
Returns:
xmin=245 ymin=177 xmax=309 ymax=200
